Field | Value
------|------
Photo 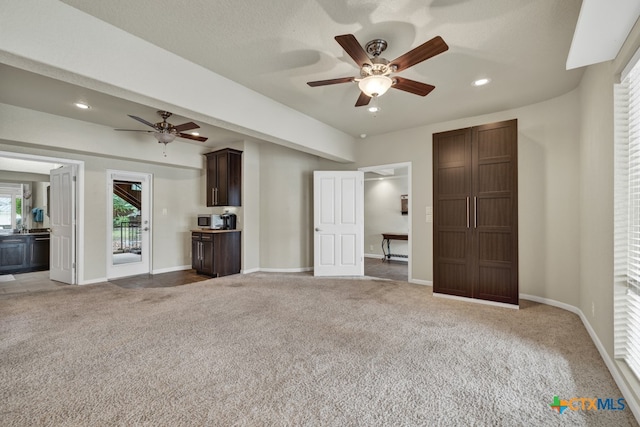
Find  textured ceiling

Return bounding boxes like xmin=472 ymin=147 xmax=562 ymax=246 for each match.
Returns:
xmin=53 ymin=0 xmax=583 ymax=138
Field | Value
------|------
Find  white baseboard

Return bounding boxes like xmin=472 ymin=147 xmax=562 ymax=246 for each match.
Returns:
xmin=519 ymin=293 xmax=640 ymax=422
xmin=152 ymin=265 xmax=191 ymax=275
xmin=242 ymin=268 xmax=260 ymax=274
xmin=434 ymin=292 xmax=520 ymax=309
xmin=259 ymin=267 xmax=313 ymax=273
xmin=410 ymin=278 xmax=432 ymax=286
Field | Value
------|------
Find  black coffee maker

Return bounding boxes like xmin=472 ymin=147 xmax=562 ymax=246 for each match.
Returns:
xmin=221 ymin=213 xmax=237 ymax=230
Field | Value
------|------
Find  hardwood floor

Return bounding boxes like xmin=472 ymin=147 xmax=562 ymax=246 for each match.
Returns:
xmin=364 ymin=257 xmax=408 ymax=282
xmin=0 ymin=260 xmax=409 ymax=295
xmin=109 ymin=270 xmax=209 ymax=289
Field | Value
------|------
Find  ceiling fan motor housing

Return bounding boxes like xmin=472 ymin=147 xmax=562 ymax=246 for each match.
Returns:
xmin=365 ymin=39 xmax=388 ymax=57
xmin=361 ymin=57 xmax=392 ymax=78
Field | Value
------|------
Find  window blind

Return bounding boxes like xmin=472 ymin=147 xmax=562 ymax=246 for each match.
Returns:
xmin=615 ymin=54 xmax=640 ymax=379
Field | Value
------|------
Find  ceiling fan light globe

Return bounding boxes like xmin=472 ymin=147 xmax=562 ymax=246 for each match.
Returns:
xmin=358 ymin=75 xmax=393 ymax=98
xmin=153 ymin=131 xmax=177 ymax=144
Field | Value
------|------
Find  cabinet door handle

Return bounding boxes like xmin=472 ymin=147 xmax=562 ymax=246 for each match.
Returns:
xmin=2 ymin=239 xmax=22 ymax=243
xmin=474 ymin=197 xmax=477 ymax=229
xmin=215 ymin=188 xmax=219 ymax=205
xmin=35 ymin=238 xmax=50 ymax=241
xmin=466 ymin=197 xmax=470 ymax=229
xmin=211 ymin=188 xmax=215 ymax=205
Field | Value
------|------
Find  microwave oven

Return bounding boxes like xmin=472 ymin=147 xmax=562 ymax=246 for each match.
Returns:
xmin=198 ymin=214 xmax=224 ymax=229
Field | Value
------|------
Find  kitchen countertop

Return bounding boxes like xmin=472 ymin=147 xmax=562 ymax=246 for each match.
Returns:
xmin=191 ymin=229 xmax=241 ymax=234
xmin=0 ymin=231 xmax=50 ymax=237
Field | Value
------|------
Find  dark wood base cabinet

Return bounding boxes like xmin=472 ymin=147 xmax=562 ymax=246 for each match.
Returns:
xmin=192 ymin=231 xmax=241 ymax=277
xmin=0 ymin=233 xmax=50 ymax=274
xmin=433 ymin=119 xmax=518 ymax=305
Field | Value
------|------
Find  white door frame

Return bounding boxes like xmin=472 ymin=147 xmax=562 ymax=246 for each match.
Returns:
xmin=358 ymin=162 xmax=412 ymax=283
xmin=0 ymin=151 xmax=83 ymax=285
xmin=106 ymin=170 xmax=152 ymax=279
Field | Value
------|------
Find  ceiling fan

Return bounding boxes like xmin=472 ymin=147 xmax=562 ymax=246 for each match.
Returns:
xmin=115 ymin=110 xmax=209 ymax=145
xmin=307 ymin=34 xmax=449 ymax=108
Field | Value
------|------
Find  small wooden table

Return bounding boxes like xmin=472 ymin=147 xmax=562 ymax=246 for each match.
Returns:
xmin=381 ymin=233 xmax=408 ymax=262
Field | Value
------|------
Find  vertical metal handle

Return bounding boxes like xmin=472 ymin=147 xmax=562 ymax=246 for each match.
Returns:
xmin=215 ymin=188 xmax=219 ymax=205
xmin=211 ymin=188 xmax=215 ymax=205
xmin=474 ymin=197 xmax=477 ymax=228
xmin=466 ymin=197 xmax=470 ymax=229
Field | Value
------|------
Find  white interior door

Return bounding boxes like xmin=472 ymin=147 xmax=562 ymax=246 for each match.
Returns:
xmin=49 ymin=164 xmax=76 ymax=284
xmin=107 ymin=171 xmax=152 ymax=279
xmin=313 ymin=171 xmax=364 ymax=276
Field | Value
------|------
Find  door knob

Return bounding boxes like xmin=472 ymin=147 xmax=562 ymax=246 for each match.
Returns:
xmin=315 ymin=228 xmax=321 ymax=232
xmin=143 ymin=227 xmax=149 ymax=231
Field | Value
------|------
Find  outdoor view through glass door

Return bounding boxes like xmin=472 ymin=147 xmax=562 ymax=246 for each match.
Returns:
xmin=107 ymin=171 xmax=151 ymax=279
xmin=113 ymin=180 xmax=142 ymax=265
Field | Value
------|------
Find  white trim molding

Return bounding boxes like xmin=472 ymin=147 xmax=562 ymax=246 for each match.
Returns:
xmin=152 ymin=265 xmax=192 ymax=275
xmin=434 ymin=292 xmax=520 ymax=310
xmin=260 ymin=267 xmax=314 ymax=273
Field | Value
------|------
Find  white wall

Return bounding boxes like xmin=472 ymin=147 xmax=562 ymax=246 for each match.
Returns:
xmin=259 ymin=143 xmax=322 ymax=270
xmin=241 ymin=140 xmax=261 ymax=273
xmin=31 ymin=181 xmax=49 ymax=229
xmin=364 ymin=177 xmax=409 ymax=258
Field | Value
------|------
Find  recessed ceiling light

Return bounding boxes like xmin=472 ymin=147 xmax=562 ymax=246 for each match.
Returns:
xmin=360 ymin=134 xmax=367 ymax=139
xmin=74 ymin=102 xmax=90 ymax=109
xmin=472 ymin=78 xmax=491 ymax=87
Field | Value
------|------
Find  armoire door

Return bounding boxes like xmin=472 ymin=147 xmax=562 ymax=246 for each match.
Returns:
xmin=433 ymin=127 xmax=473 ymax=298
xmin=433 ymin=119 xmax=518 ymax=305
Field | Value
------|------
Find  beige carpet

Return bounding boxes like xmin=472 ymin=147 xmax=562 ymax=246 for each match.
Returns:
xmin=0 ymin=273 xmax=637 ymax=426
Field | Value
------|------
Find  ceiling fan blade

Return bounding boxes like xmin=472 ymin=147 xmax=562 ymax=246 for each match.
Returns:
xmin=392 ymin=77 xmax=436 ymax=96
xmin=127 ymin=114 xmax=158 ymax=129
xmin=355 ymin=92 xmax=371 ymax=107
xmin=178 ymin=133 xmax=208 ymax=142
xmin=307 ymin=77 xmax=355 ymax=87
xmin=114 ymin=129 xmax=153 ymax=132
xmin=173 ymin=121 xmax=200 ymax=132
xmin=390 ymin=36 xmax=449 ymax=72
xmin=335 ymin=34 xmax=372 ymax=68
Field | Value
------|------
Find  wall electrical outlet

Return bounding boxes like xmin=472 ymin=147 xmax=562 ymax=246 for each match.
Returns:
xmin=369 ymin=245 xmax=373 ymax=251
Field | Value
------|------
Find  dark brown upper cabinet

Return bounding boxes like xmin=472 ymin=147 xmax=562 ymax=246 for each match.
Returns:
xmin=205 ymin=148 xmax=242 ymax=207
xmin=433 ymin=119 xmax=518 ymax=305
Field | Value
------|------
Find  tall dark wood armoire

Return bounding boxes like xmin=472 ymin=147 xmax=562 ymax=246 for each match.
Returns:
xmin=433 ymin=119 xmax=518 ymax=305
